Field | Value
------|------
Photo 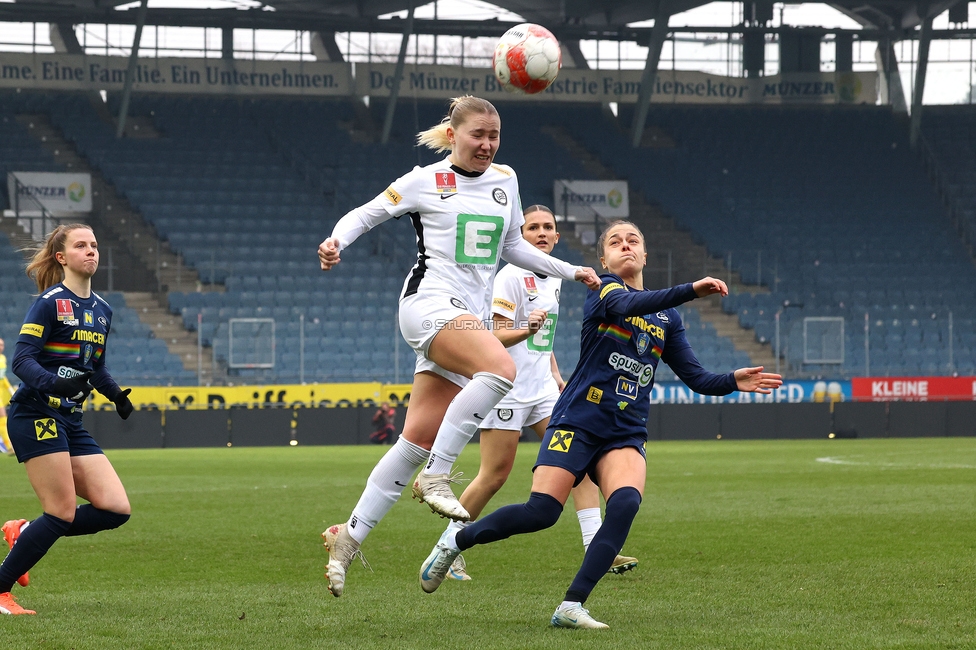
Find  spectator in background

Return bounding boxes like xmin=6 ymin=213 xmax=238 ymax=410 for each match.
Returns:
xmin=0 ymin=224 xmax=135 ymax=616
xmin=0 ymin=337 xmax=14 ymax=456
xmin=370 ymin=402 xmax=397 ymax=444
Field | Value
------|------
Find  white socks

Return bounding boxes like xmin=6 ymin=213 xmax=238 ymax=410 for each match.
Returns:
xmin=423 ymin=372 xmax=513 ymax=476
xmin=347 ymin=437 xmax=429 ymax=544
xmin=576 ymin=507 xmax=602 ymax=551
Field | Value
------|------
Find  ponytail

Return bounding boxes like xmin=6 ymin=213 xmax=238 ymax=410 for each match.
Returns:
xmin=416 ymin=95 xmax=499 ymax=153
xmin=25 ymin=223 xmax=91 ymax=293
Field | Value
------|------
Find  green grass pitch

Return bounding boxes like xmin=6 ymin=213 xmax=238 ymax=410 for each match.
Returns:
xmin=1 ymin=437 xmax=974 ymax=649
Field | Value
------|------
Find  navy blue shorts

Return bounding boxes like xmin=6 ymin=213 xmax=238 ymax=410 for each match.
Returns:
xmin=535 ymin=424 xmax=646 ymax=487
xmin=6 ymin=399 xmax=103 ymax=463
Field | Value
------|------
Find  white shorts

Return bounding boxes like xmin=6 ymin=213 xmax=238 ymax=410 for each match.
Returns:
xmin=399 ymin=291 xmax=479 ymax=389
xmin=479 ymin=393 xmax=559 ymax=431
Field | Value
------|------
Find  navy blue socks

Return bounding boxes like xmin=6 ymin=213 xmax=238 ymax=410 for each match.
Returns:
xmin=0 ymin=513 xmax=70 ymax=593
xmin=0 ymin=506 xmax=130 ymax=593
xmin=456 ymin=492 xmax=563 ymax=550
xmin=565 ymin=486 xmax=642 ymax=604
xmin=65 ymin=505 xmax=130 ymax=537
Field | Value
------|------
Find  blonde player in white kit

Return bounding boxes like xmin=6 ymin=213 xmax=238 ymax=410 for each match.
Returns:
xmin=317 ymin=96 xmax=601 ymax=597
xmin=437 ymin=206 xmax=637 ymax=582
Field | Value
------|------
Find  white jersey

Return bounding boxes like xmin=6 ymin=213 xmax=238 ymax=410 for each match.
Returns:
xmin=330 ymin=158 xmax=581 ymax=322
xmin=491 ymin=263 xmax=561 ymax=406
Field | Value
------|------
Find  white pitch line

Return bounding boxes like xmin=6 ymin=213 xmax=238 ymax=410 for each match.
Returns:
xmin=816 ymin=456 xmax=976 ymax=469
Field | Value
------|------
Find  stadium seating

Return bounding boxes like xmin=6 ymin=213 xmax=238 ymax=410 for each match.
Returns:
xmin=13 ymin=90 xmax=966 ymax=383
xmin=557 ymin=104 xmax=976 ymax=377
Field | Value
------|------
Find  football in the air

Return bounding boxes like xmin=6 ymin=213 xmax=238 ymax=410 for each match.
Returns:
xmin=492 ymin=23 xmax=561 ymax=94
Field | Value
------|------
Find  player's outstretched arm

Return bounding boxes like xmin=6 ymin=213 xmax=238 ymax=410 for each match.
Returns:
xmin=318 ymin=237 xmax=341 ymax=271
xmin=692 ymin=277 xmax=729 ymax=298
xmin=574 ymin=267 xmax=601 ymax=290
xmin=733 ymin=366 xmax=783 ymax=394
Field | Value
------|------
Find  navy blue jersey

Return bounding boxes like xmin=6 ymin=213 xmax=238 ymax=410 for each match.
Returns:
xmin=11 ymin=283 xmax=121 ymax=410
xmin=549 ymin=274 xmax=737 ymax=438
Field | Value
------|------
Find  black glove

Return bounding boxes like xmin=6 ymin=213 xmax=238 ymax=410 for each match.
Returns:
xmin=51 ymin=371 xmax=94 ymax=402
xmin=113 ymin=388 xmax=134 ymax=420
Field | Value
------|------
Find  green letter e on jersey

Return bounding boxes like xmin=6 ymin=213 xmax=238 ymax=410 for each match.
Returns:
xmin=526 ymin=313 xmax=557 ymax=352
xmin=456 ymin=214 xmax=504 ymax=264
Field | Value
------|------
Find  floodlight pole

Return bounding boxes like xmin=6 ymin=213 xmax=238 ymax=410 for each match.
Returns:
xmin=630 ymin=3 xmax=671 ymax=149
xmin=116 ymin=0 xmax=149 ymax=139
xmin=381 ymin=5 xmax=416 ymax=145
xmin=909 ymin=10 xmax=934 ymax=150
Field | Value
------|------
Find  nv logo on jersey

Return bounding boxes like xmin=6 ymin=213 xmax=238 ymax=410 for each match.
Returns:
xmin=548 ymin=429 xmax=575 ymax=453
xmin=456 ymin=214 xmax=503 ymax=264
xmin=84 ymin=310 xmax=94 ymax=327
xmin=34 ymin=418 xmax=57 ymax=441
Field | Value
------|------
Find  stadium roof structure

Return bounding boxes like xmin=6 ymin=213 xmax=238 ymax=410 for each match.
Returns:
xmin=0 ymin=0 xmax=963 ymax=36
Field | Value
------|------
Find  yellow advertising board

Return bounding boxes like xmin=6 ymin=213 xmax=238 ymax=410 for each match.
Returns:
xmin=85 ymin=382 xmax=413 ymax=411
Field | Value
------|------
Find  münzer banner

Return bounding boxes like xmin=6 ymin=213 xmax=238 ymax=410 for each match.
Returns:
xmin=1 ymin=52 xmax=877 ymax=104
xmin=0 ymin=52 xmax=351 ymax=96
xmin=357 ymin=63 xmax=878 ymax=104
xmin=553 ymin=180 xmax=629 ymax=219
xmin=7 ymin=172 xmax=92 ymax=214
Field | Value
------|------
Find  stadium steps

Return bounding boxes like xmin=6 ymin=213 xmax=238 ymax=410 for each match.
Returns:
xmin=693 ymin=296 xmax=780 ymax=372
xmin=0 ymin=213 xmax=34 ymax=253
xmin=123 ymin=291 xmax=222 ymax=383
xmin=14 ymin=114 xmax=200 ymax=294
xmin=540 ymin=124 xmax=778 ymax=369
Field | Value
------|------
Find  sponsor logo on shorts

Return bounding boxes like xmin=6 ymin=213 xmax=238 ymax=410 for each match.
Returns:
xmin=586 ymin=386 xmax=603 ymax=404
xmin=609 ymin=352 xmax=655 ymax=387
xmin=384 ymin=186 xmax=402 ymax=205
xmin=34 ymin=418 xmax=57 ymax=441
xmin=497 ymin=408 xmax=513 ymax=422
xmin=492 ymin=188 xmax=507 ymax=205
xmin=450 ymin=297 xmax=467 ymax=310
xmin=548 ymin=429 xmax=574 ymax=452
xmin=20 ymin=323 xmax=44 ymax=337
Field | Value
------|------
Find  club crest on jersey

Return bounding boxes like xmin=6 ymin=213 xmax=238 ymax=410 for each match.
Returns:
xmin=492 ymin=188 xmax=507 ymax=205
xmin=435 ymin=172 xmax=457 ymax=194
xmin=636 ymin=332 xmax=651 ymax=355
xmin=84 ymin=310 xmax=94 ymax=327
xmin=84 ymin=344 xmax=93 ymax=364
xmin=56 ymin=299 xmax=75 ymax=322
xmin=523 ymin=276 xmax=538 ymax=295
